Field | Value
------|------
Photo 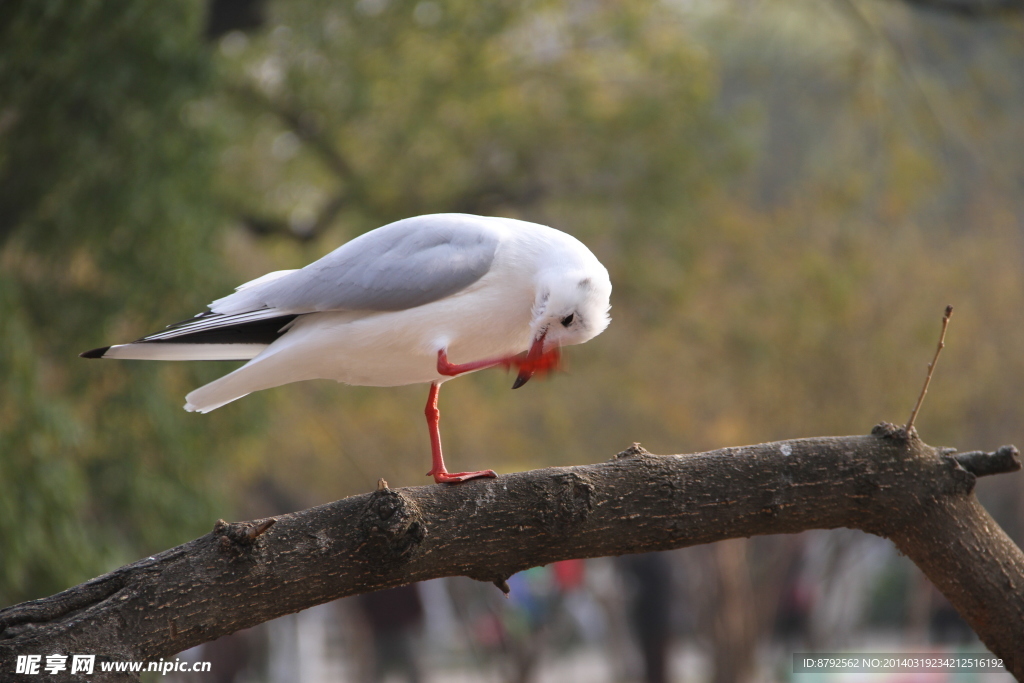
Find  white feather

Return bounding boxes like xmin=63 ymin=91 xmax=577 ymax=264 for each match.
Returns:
xmin=234 ymin=269 xmax=298 ymax=292
xmin=102 ymin=343 xmax=267 ymax=361
xmin=182 ymin=215 xmax=611 ymax=413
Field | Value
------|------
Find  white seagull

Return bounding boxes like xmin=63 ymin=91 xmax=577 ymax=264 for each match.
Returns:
xmin=82 ymin=214 xmax=612 ymax=484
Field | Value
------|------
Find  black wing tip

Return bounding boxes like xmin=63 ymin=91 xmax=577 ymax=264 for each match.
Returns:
xmin=80 ymin=346 xmax=111 ymax=359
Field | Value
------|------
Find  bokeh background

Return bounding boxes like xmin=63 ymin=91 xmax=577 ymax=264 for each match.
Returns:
xmin=2 ymin=0 xmax=1023 ymax=681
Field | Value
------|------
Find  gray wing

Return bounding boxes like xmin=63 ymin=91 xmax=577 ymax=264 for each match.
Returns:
xmin=211 ymin=214 xmax=502 ymax=315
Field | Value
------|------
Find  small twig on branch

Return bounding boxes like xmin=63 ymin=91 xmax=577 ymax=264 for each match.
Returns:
xmin=905 ymin=304 xmax=953 ymax=436
xmin=212 ymin=518 xmax=277 ymax=551
xmin=951 ymin=445 xmax=1022 ymax=477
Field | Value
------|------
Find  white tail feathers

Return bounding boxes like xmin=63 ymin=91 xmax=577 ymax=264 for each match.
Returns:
xmin=184 ymin=392 xmax=250 ymax=413
xmin=101 ymin=343 xmax=267 ymax=362
xmin=184 ymin=372 xmax=254 ymax=413
xmin=183 ymin=349 xmax=300 ymax=413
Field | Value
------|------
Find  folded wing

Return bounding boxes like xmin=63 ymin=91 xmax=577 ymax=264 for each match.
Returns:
xmin=80 ymin=214 xmax=502 ymax=361
xmin=210 ymin=214 xmax=500 ymax=315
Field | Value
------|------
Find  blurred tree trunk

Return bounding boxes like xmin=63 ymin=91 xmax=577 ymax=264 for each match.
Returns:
xmin=1 ymin=425 xmax=1023 ymax=682
xmin=204 ymin=0 xmax=266 ymax=40
xmin=709 ymin=540 xmax=759 ymax=683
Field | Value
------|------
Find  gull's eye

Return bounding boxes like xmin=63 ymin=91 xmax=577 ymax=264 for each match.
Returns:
xmin=561 ymin=313 xmax=575 ymax=327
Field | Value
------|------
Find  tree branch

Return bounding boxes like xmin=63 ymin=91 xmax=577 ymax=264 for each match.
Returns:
xmin=236 ymin=189 xmax=349 ymax=241
xmin=1 ymin=426 xmax=1022 ymax=681
xmin=228 ymin=84 xmax=362 ymax=190
xmin=225 ymin=84 xmax=368 ymax=241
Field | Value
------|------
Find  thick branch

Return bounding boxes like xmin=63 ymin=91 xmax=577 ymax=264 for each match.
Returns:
xmin=2 ymin=426 xmax=1022 ymax=681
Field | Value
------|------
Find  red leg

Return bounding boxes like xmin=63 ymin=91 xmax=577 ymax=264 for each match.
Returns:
xmin=424 ymin=382 xmax=497 ymax=484
xmin=436 ymin=333 xmax=561 ymax=389
xmin=436 ymin=349 xmax=514 ymax=376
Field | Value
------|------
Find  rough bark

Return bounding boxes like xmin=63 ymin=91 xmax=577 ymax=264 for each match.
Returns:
xmin=1 ymin=424 xmax=1022 ymax=681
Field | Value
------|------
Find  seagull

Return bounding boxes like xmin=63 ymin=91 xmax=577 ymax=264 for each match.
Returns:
xmin=82 ymin=214 xmax=612 ymax=484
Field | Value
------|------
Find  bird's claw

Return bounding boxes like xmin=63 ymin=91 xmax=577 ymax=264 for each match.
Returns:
xmin=427 ymin=469 xmax=497 ymax=484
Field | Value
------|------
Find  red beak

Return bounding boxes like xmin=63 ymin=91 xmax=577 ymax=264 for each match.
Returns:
xmin=513 ymin=333 xmax=551 ymax=389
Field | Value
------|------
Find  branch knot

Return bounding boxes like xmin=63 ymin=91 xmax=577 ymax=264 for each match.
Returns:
xmin=359 ymin=488 xmax=425 ymax=568
xmin=872 ymin=422 xmax=913 ymax=441
xmin=613 ymin=442 xmax=650 ymax=459
xmin=213 ymin=518 xmax=276 ymax=555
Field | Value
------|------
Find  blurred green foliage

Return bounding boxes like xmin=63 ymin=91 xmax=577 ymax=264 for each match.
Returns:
xmin=0 ymin=1 xmax=249 ymax=604
xmin=1 ymin=0 xmax=1022 ymax=608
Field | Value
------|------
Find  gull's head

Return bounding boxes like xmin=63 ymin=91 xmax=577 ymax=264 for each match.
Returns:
xmin=530 ymin=267 xmax=612 ymax=350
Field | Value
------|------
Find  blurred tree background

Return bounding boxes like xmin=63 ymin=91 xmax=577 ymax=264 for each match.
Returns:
xmin=0 ymin=1 xmax=253 ymax=605
xmin=2 ymin=0 xmax=1022 ymax=672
